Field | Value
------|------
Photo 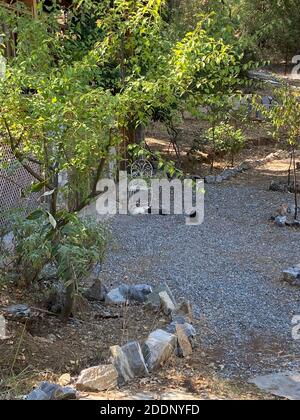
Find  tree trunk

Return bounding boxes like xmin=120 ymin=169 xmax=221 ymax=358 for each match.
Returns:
xmin=135 ymin=124 xmax=145 ymax=144
xmin=61 ymin=275 xmax=75 ymax=322
xmin=50 ymin=189 xmax=57 ymax=216
xmin=126 ymin=122 xmax=145 ymax=145
xmin=293 ymin=149 xmax=298 ymax=220
xmin=284 ymin=46 xmax=289 ymax=76
xmin=210 ymin=126 xmax=216 ymax=173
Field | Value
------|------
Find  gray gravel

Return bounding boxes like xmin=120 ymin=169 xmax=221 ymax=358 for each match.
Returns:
xmin=101 ymin=169 xmax=300 ymax=379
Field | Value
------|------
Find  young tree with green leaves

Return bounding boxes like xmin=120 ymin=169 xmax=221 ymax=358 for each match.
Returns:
xmin=265 ymin=88 xmax=300 ymax=220
xmin=0 ymin=0 xmax=246 ymax=318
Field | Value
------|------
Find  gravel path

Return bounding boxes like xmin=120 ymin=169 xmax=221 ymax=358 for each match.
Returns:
xmin=102 ymin=164 xmax=300 ymax=379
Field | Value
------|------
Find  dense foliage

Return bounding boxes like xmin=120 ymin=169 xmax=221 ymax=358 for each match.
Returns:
xmin=0 ymin=0 xmax=247 ymax=317
xmin=171 ymin=0 xmax=300 ymax=61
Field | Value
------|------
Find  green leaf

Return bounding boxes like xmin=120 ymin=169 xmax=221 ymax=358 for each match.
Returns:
xmin=27 ymin=209 xmax=45 ymax=220
xmin=30 ymin=181 xmax=48 ymax=193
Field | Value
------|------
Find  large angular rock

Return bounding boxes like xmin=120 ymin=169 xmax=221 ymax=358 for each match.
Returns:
xmin=105 ymin=288 xmax=128 ymax=305
xmin=265 ymin=152 xmax=276 ymax=162
xmin=205 ymin=174 xmax=224 ymax=184
xmin=26 ymin=389 xmax=50 ymax=400
xmin=176 ymin=324 xmax=193 ymax=357
xmin=215 ymin=175 xmax=223 ymax=183
xmin=76 ymin=365 xmax=118 ymax=392
xmin=220 ymin=169 xmax=235 ymax=181
xmin=45 ymin=281 xmax=66 ymax=314
xmin=282 ymin=265 xmax=300 ymax=286
xmin=146 ymin=283 xmax=176 ymax=309
xmin=118 ymin=284 xmax=153 ymax=303
xmin=249 ymin=371 xmax=300 ymax=400
xmin=128 ymin=284 xmax=152 ymax=303
xmin=105 ymin=284 xmax=152 ymax=305
xmin=159 ymin=291 xmax=175 ymax=316
xmin=172 ymin=300 xmax=194 ymax=324
xmin=39 ymin=382 xmax=76 ymax=400
xmin=110 ymin=341 xmax=149 ymax=385
xmin=58 ymin=373 xmax=71 ymax=387
xmin=58 ymin=386 xmax=77 ymax=400
xmin=83 ymin=280 xmax=108 ymax=302
xmin=4 ymin=304 xmax=31 ymax=319
xmin=72 ymin=294 xmax=90 ymax=319
xmin=26 ymin=382 xmax=77 ymax=400
xmin=143 ymin=329 xmax=176 ymax=371
xmin=165 ymin=322 xmax=196 ymax=347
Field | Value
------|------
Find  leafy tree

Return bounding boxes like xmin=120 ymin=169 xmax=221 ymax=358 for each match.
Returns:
xmin=236 ymin=0 xmax=300 ymax=63
xmin=0 ymin=5 xmax=117 ymax=318
xmin=264 ymin=88 xmax=300 ymax=220
xmin=187 ymin=92 xmax=249 ymax=171
xmin=0 ymin=0 xmax=245 ymax=317
xmin=174 ymin=0 xmax=300 ymax=63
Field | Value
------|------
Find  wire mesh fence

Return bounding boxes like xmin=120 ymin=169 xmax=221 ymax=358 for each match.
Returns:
xmin=0 ymin=143 xmax=40 ymax=229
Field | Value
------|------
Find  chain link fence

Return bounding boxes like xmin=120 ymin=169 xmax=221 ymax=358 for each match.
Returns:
xmin=0 ymin=143 xmax=40 ymax=229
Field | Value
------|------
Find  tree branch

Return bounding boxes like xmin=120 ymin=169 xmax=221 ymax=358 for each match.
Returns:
xmin=92 ymin=130 xmax=113 ymax=196
xmin=2 ymin=117 xmax=55 ymax=190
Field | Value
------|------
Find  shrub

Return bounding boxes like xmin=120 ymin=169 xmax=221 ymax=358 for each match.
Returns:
xmin=206 ymin=122 xmax=245 ymax=167
xmin=9 ymin=210 xmax=109 ymax=318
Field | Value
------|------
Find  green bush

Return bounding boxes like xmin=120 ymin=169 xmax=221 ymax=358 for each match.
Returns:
xmin=9 ymin=210 xmax=109 ymax=318
xmin=207 ymin=122 xmax=245 ymax=167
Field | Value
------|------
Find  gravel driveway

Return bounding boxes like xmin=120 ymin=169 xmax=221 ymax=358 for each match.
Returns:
xmin=102 ymin=164 xmax=300 ymax=379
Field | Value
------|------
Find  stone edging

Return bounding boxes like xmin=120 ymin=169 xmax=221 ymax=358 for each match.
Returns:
xmin=204 ymin=151 xmax=289 ymax=185
xmin=25 ymin=283 xmax=196 ymax=400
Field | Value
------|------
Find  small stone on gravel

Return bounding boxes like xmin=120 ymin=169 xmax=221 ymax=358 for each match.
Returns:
xmin=275 ymin=215 xmax=287 ymax=227
xmin=282 ymin=265 xmax=300 ymax=286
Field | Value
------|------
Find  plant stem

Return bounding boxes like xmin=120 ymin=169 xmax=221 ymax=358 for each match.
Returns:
xmin=293 ymin=148 xmax=298 ymax=220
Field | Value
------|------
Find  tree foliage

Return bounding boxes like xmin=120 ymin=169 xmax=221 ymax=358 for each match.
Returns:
xmin=0 ymin=0 xmax=247 ymax=317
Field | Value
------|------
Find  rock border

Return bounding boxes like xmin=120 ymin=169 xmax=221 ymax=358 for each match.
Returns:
xmin=25 ymin=283 xmax=196 ymax=400
xmin=204 ymin=151 xmax=288 ymax=185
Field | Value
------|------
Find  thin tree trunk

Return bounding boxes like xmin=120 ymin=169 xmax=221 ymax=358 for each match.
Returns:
xmin=210 ymin=126 xmax=215 ymax=173
xmin=61 ymin=272 xmax=75 ymax=322
xmin=293 ymin=149 xmax=298 ymax=220
xmin=288 ymin=152 xmax=293 ymax=186
xmin=284 ymin=46 xmax=289 ymax=76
